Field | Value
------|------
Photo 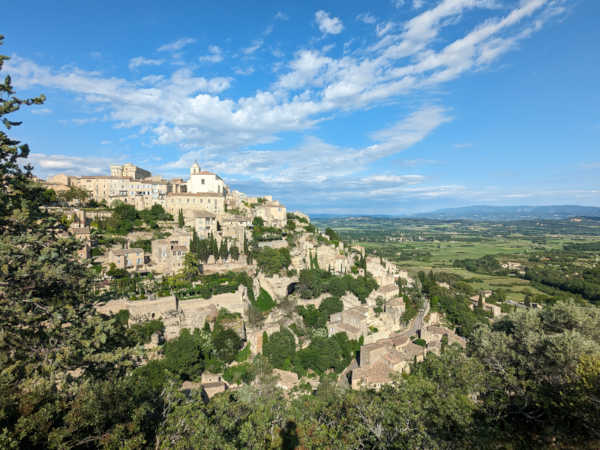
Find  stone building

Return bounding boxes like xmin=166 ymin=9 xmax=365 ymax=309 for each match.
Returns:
xmin=107 ymin=247 xmax=145 ymax=271
xmin=151 ymin=240 xmax=188 ymax=274
xmin=352 ymin=334 xmax=426 ymax=389
xmin=254 ymin=200 xmax=287 ymax=228
xmin=70 ymin=225 xmax=92 ymax=260
xmin=327 ymin=305 xmax=370 ymax=340
xmin=192 ymin=210 xmax=217 ymax=238
xmin=165 ymin=192 xmax=225 ymax=218
xmin=110 ymin=163 xmax=151 ymax=180
xmin=219 ymin=215 xmax=250 ymax=246
xmin=187 ymin=162 xmax=227 ymax=195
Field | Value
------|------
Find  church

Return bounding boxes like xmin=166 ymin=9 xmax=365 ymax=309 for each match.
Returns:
xmin=187 ymin=162 xmax=228 ymax=195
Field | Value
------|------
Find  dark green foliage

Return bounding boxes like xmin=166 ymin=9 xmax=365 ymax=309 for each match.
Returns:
xmin=297 ymin=296 xmax=343 ymax=329
xmin=525 ymin=264 xmax=600 ymax=303
xmin=178 ymin=208 xmax=184 ymax=227
xmin=129 ymin=319 xmax=165 ymax=344
xmin=223 ymin=362 xmax=257 ymax=384
xmin=263 ymin=328 xmax=296 ymax=368
xmin=130 ymin=238 xmax=151 ymax=253
xmin=57 ymin=185 xmax=90 ymax=204
xmin=235 ymin=344 xmax=251 ymax=362
xmin=413 ymin=338 xmax=427 ymax=347
xmin=294 ymin=333 xmax=359 ymax=376
xmin=0 ymin=38 xmax=151 ymax=447
xmin=254 ymin=287 xmax=277 ymax=312
xmin=162 ymin=329 xmax=206 ymax=380
xmin=254 ymin=247 xmax=291 ymax=275
xmin=420 ymin=271 xmax=488 ymax=336
xmin=212 ymin=325 xmax=243 ymax=363
xmin=563 ymin=241 xmax=600 ymax=251
xmin=176 ymin=271 xmax=253 ymax=300
xmin=137 ymin=204 xmax=171 ymax=228
xmin=453 ymin=254 xmax=508 ymax=275
xmin=94 ymin=203 xmax=172 ymax=235
xmin=325 ymin=227 xmax=340 ymax=242
xmin=297 ymin=269 xmax=378 ymax=302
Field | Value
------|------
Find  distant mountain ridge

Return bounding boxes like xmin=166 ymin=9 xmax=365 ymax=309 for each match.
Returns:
xmin=412 ymin=205 xmax=600 ymax=221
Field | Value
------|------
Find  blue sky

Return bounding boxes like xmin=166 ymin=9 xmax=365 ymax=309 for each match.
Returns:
xmin=3 ymin=0 xmax=599 ymax=214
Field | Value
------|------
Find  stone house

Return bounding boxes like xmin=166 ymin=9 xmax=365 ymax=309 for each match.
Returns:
xmin=219 ymin=215 xmax=250 ymax=247
xmin=421 ymin=325 xmax=466 ymax=351
xmin=202 ymin=381 xmax=227 ymax=400
xmin=70 ymin=225 xmax=92 ymax=260
xmin=165 ymin=192 xmax=225 ymax=218
xmin=108 ymin=247 xmax=145 ymax=271
xmin=254 ymin=200 xmax=287 ymax=228
xmin=468 ymin=296 xmax=502 ymax=317
xmin=193 ymin=210 xmax=217 ymax=238
xmin=151 ymin=239 xmax=188 ymax=274
xmin=327 ymin=305 xmax=370 ymax=340
xmin=352 ymin=334 xmax=426 ymax=389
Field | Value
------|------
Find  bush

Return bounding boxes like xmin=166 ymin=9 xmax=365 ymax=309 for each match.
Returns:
xmin=254 ymin=288 xmax=277 ymax=312
xmin=162 ymin=329 xmax=205 ymax=380
xmin=254 ymin=247 xmax=291 ymax=275
xmin=129 ymin=319 xmax=164 ymax=344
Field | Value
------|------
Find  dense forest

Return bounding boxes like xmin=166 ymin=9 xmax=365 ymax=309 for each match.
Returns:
xmin=1 ymin=37 xmax=600 ymax=448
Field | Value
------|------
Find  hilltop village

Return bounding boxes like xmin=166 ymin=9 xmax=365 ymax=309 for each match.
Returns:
xmin=44 ymin=162 xmax=466 ymax=396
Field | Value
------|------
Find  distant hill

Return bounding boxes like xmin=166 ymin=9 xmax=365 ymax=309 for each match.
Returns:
xmin=412 ymin=205 xmax=600 ymax=221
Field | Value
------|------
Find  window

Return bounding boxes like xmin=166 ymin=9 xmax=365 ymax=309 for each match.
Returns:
xmin=201 ymin=179 xmax=205 ymax=185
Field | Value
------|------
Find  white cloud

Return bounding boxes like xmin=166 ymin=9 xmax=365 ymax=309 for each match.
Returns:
xmin=28 ymin=153 xmax=115 ymax=177
xmin=100 ymin=140 xmax=112 ymax=145
xmin=199 ymin=45 xmax=223 ymax=63
xmin=413 ymin=0 xmax=425 ymax=9
xmin=453 ymin=142 xmax=472 ymax=148
xmin=376 ymin=22 xmax=395 ymax=37
xmin=393 ymin=0 xmax=406 ymax=8
xmin=128 ymin=56 xmax=164 ymax=70
xmin=357 ymin=13 xmax=376 ymax=24
xmin=6 ymin=0 xmax=568 ymax=175
xmin=242 ymin=39 xmax=263 ymax=55
xmin=235 ymin=66 xmax=255 ymax=75
xmin=315 ymin=10 xmax=344 ymax=35
xmin=275 ymin=11 xmax=288 ymax=21
xmin=165 ymin=105 xmax=450 ymax=187
xmin=157 ymin=37 xmax=196 ymax=52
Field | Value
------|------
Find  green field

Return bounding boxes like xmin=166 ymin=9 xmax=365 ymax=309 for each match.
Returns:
xmin=314 ymin=216 xmax=600 ymax=304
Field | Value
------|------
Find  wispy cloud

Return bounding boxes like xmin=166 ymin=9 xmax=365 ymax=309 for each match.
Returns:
xmin=242 ymin=39 xmax=263 ymax=55
xmin=234 ymin=66 xmax=255 ymax=75
xmin=357 ymin=13 xmax=376 ymax=25
xmin=453 ymin=143 xmax=473 ymax=149
xmin=6 ymin=0 xmax=571 ymax=209
xmin=157 ymin=37 xmax=196 ymax=52
xmin=199 ymin=45 xmax=223 ymax=63
xmin=128 ymin=56 xmax=164 ymax=70
xmin=28 ymin=153 xmax=116 ymax=177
